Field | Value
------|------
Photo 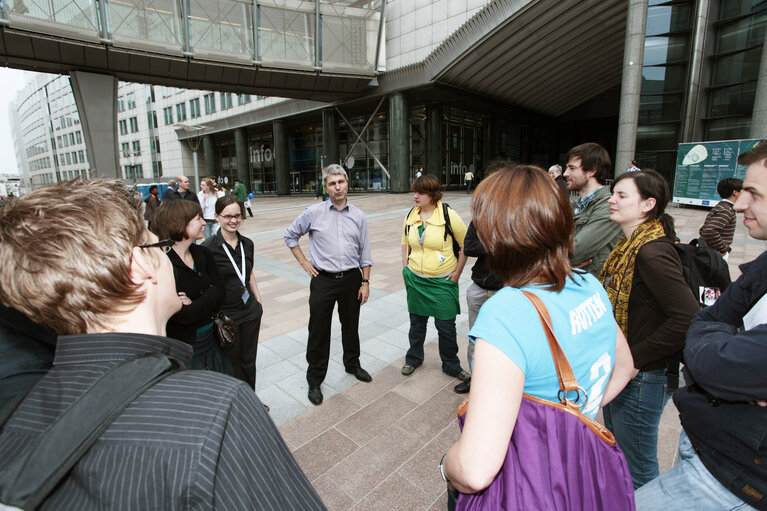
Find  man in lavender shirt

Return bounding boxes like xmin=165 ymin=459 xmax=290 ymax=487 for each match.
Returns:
xmin=284 ymin=164 xmax=374 ymax=405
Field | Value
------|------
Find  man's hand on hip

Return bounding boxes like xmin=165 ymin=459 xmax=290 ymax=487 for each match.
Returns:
xmin=301 ymin=260 xmax=319 ymax=277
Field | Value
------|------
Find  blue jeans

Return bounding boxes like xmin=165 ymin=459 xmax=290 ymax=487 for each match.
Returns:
xmin=406 ymin=313 xmax=463 ymax=376
xmin=635 ymin=431 xmax=756 ymax=510
xmin=602 ymin=368 xmax=671 ymax=489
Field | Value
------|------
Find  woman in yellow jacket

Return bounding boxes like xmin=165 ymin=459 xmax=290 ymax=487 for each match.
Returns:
xmin=401 ymin=174 xmax=471 ymax=381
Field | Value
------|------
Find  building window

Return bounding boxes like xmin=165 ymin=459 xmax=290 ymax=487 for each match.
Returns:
xmin=132 ymin=140 xmax=141 ymax=156
xmin=204 ymin=93 xmax=216 ymax=114
xmin=135 ymin=164 xmax=143 ymax=179
xmin=121 ymin=143 xmax=130 ymax=157
xmin=220 ymin=92 xmax=232 ymax=110
xmin=153 ymin=161 xmax=163 ymax=178
xmin=163 ymin=106 xmax=173 ymax=125
xmin=69 ymin=133 xmax=74 ymax=145
xmin=76 ymin=131 xmax=82 ymax=144
xmin=190 ymin=98 xmax=201 ymax=118
xmin=237 ymin=94 xmax=251 ymax=105
xmin=119 ymin=119 xmax=128 ymax=135
xmin=65 ymin=153 xmax=71 ymax=165
xmin=127 ymin=92 xmax=136 ymax=109
xmin=78 ymin=150 xmax=85 ymax=163
xmin=117 ymin=97 xmax=125 ymax=112
xmin=176 ymin=103 xmax=187 ymax=122
xmin=129 ymin=117 xmax=139 ymax=133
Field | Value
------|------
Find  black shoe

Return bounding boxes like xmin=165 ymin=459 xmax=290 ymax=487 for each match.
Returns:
xmin=308 ymin=386 xmax=323 ymax=405
xmin=401 ymin=364 xmax=417 ymax=375
xmin=454 ymin=379 xmax=470 ymax=394
xmin=346 ymin=367 xmax=372 ymax=382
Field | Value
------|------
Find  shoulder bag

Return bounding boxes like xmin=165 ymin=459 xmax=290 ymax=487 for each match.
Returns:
xmin=455 ymin=290 xmax=635 ymax=510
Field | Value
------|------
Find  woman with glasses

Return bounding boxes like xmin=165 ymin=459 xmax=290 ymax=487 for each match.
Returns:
xmin=202 ymin=195 xmax=264 ymax=403
xmin=150 ymin=199 xmax=233 ymax=376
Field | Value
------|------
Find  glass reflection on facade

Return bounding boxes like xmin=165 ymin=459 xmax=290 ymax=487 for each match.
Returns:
xmin=444 ymin=108 xmax=483 ymax=189
xmin=338 ymin=113 xmax=389 ymax=191
xmin=248 ymin=131 xmax=275 ymax=194
xmin=703 ymin=0 xmax=766 ymax=139
xmin=635 ymin=1 xmax=692 ymax=180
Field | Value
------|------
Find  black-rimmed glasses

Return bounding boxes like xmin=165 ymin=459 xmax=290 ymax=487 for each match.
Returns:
xmin=139 ymin=239 xmax=174 ymax=253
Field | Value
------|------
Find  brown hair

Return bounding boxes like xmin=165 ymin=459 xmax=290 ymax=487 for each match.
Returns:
xmin=566 ymin=142 xmax=612 ymax=185
xmin=215 ymin=193 xmax=245 ymax=217
xmin=150 ymin=199 xmax=202 ymax=242
xmin=472 ymin=164 xmax=574 ymax=291
xmin=612 ymin=169 xmax=676 ymax=239
xmin=0 ymin=178 xmax=151 ymax=335
xmin=411 ymin=174 xmax=443 ymax=204
xmin=200 ymin=177 xmax=215 ymax=191
xmin=738 ymin=140 xmax=767 ymax=166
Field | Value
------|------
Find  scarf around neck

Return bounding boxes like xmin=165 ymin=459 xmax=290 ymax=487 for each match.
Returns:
xmin=599 ymin=219 xmax=667 ymax=334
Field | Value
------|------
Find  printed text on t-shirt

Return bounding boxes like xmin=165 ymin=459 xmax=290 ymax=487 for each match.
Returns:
xmin=569 ymin=293 xmax=608 ymax=335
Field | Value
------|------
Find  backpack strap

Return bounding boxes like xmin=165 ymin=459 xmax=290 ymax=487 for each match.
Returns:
xmin=442 ymin=202 xmax=452 ymax=242
xmin=0 ymin=352 xmax=178 ymax=510
xmin=404 ymin=206 xmax=416 ymax=237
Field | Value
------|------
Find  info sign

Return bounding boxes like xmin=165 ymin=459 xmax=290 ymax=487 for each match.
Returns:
xmin=673 ymin=139 xmax=760 ymax=206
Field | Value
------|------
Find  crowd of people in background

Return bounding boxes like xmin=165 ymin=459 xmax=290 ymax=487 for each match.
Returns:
xmin=1 ymin=139 xmax=766 ymax=510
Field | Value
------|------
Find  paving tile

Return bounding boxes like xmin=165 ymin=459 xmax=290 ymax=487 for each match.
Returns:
xmin=278 ymin=393 xmax=362 ymax=449
xmin=292 ymin=427 xmax=360 ymax=481
xmin=427 ymin=492 xmax=449 ymax=510
xmin=395 ymin=387 xmax=465 ymax=444
xmin=342 ymin=364 xmax=406 ymax=407
xmin=351 ymin=473 xmax=433 ymax=511
xmin=335 ymin=392 xmax=418 ymax=445
xmin=396 ymin=423 xmax=460 ymax=500
xmin=325 ymin=426 xmax=422 ymax=502
xmin=265 ymin=334 xmax=307 ymax=358
xmin=311 ymin=474 xmax=356 ymax=511
xmin=392 ymin=361 xmax=454 ymax=405
xmin=360 ymin=337 xmax=406 ymax=364
xmin=255 ymin=384 xmax=306 ymax=430
xmin=254 ymin=343 xmax=282 ymax=370
xmin=256 ymin=359 xmax=302 ymax=388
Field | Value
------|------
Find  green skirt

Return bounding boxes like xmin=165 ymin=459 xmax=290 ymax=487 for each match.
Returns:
xmin=403 ymin=267 xmax=460 ymax=320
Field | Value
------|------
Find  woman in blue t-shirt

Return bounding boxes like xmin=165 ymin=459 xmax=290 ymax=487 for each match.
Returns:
xmin=441 ymin=164 xmax=635 ymax=498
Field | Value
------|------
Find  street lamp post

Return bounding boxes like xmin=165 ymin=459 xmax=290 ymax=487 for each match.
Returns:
xmin=174 ymin=123 xmax=210 ymax=192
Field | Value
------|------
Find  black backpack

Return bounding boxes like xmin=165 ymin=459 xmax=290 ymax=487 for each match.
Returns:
xmin=404 ymin=202 xmax=461 ymax=258
xmin=670 ymin=238 xmax=732 ymax=307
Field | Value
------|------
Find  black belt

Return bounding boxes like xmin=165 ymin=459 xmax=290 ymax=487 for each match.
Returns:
xmin=316 ymin=269 xmax=358 ymax=279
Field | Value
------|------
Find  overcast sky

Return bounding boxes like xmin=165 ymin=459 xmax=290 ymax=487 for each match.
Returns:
xmin=0 ymin=68 xmax=34 ymax=175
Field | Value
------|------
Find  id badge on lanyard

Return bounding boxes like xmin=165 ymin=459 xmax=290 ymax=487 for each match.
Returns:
xmin=223 ymin=242 xmax=250 ymax=304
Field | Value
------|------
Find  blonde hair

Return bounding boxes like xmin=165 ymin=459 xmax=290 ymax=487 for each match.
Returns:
xmin=0 ymin=178 xmax=151 ymax=334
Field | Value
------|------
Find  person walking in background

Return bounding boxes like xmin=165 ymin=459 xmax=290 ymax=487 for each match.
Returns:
xmin=203 ymin=195 xmax=265 ymax=409
xmin=284 ymin=164 xmax=373 ymax=406
xmin=464 ymin=168 xmax=474 ymax=193
xmin=699 ymin=177 xmax=742 ymax=261
xmin=163 ymin=179 xmax=176 ymax=200
xmin=548 ymin=164 xmax=569 ymax=195
xmin=442 ymin=164 xmax=634 ymax=503
xmin=628 ymin=160 xmax=641 ymax=172
xmin=564 ymin=142 xmax=623 ymax=277
xmin=151 ymin=199 xmax=233 ymax=377
xmin=144 ymin=185 xmax=160 ymax=230
xmin=233 ymin=177 xmax=254 ymax=217
xmin=400 ymin=174 xmax=470 ymax=383
xmin=599 ymin=169 xmax=699 ymax=489
xmin=198 ymin=177 xmax=224 ymax=239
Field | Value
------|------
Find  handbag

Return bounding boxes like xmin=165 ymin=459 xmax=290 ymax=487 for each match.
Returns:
xmin=212 ymin=311 xmax=237 ymax=348
xmin=455 ymin=290 xmax=635 ymax=511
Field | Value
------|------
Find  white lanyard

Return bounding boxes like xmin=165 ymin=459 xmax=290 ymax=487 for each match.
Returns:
xmin=222 ymin=242 xmax=246 ymax=287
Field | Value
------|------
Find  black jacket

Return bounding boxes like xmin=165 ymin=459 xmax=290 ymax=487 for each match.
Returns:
xmin=674 ymin=250 xmax=767 ymax=509
xmin=167 ymin=189 xmax=201 ymax=206
xmin=464 ymin=222 xmax=503 ymax=291
xmin=166 ymin=244 xmax=223 ymax=344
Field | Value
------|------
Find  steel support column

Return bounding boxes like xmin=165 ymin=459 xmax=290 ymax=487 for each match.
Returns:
xmin=235 ymin=128 xmax=250 ymax=187
xmin=426 ymin=103 xmax=442 ymax=177
xmin=751 ymin=27 xmax=767 ymax=139
xmin=615 ymin=0 xmax=648 ymax=176
xmin=389 ymin=93 xmax=410 ymax=192
xmin=69 ymin=71 xmax=119 ymax=179
xmin=322 ymin=109 xmax=339 ymax=167
xmin=273 ymin=120 xmax=290 ymax=195
xmin=203 ymin=135 xmax=216 ymax=183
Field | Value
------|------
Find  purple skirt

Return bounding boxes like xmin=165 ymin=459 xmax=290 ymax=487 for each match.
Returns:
xmin=456 ymin=396 xmax=636 ymax=511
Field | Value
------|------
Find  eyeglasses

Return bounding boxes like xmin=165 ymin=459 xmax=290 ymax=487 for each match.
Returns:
xmin=219 ymin=214 xmax=242 ymax=221
xmin=139 ymin=239 xmax=174 ymax=253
